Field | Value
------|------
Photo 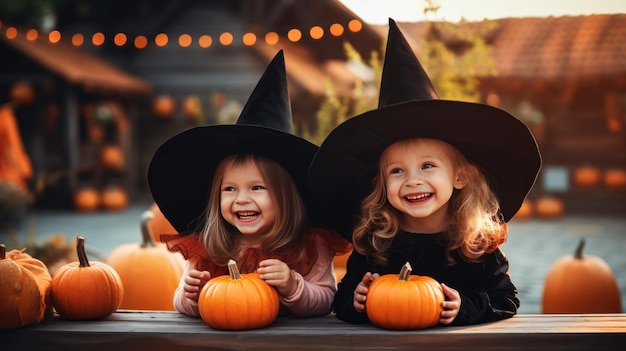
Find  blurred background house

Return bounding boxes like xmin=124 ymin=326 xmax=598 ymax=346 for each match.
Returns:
xmin=1 ymin=0 xmax=624 ymax=217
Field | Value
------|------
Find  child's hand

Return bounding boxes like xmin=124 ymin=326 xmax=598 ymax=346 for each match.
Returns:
xmin=353 ymin=272 xmax=380 ymax=313
xmin=440 ymin=283 xmax=461 ymax=325
xmin=183 ymin=269 xmax=211 ymax=302
xmin=257 ymin=259 xmax=296 ymax=297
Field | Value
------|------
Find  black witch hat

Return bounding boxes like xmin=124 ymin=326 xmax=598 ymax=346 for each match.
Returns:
xmin=148 ymin=50 xmax=318 ymax=234
xmin=308 ymin=19 xmax=542 ymax=240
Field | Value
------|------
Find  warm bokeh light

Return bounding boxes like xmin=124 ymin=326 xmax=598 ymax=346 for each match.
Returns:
xmin=178 ymin=34 xmax=192 ymax=47
xmin=92 ymin=32 xmax=105 ymax=46
xmin=219 ymin=32 xmax=233 ymax=46
xmin=287 ymin=28 xmax=302 ymax=42
xmin=265 ymin=32 xmax=279 ymax=45
xmin=72 ymin=33 xmax=84 ymax=46
xmin=114 ymin=33 xmax=127 ymax=46
xmin=329 ymin=23 xmax=344 ymax=36
xmin=48 ymin=30 xmax=61 ymax=43
xmin=348 ymin=19 xmax=362 ymax=32
xmin=26 ymin=29 xmax=38 ymax=41
xmin=134 ymin=35 xmax=148 ymax=49
xmin=199 ymin=35 xmax=212 ymax=48
xmin=5 ymin=27 xmax=17 ymax=39
xmin=309 ymin=25 xmax=324 ymax=39
xmin=155 ymin=33 xmax=168 ymax=47
xmin=242 ymin=32 xmax=256 ymax=46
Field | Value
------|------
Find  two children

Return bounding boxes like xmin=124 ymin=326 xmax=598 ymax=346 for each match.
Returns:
xmin=149 ymin=19 xmax=541 ymax=327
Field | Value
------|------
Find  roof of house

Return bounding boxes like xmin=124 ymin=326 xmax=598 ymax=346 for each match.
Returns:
xmin=377 ymin=14 xmax=626 ymax=81
xmin=1 ymin=31 xmax=152 ymax=95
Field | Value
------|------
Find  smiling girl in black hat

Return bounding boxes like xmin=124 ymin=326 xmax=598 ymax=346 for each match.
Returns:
xmin=308 ymin=19 xmax=541 ymax=326
xmin=148 ymin=51 xmax=349 ymax=318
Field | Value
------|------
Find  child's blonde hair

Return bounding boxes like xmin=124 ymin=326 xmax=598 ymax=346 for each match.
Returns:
xmin=353 ymin=138 xmax=506 ymax=266
xmin=200 ymin=154 xmax=308 ymax=266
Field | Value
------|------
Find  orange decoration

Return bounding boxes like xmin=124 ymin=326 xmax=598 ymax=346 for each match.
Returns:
xmin=513 ymin=199 xmax=533 ymax=220
xmin=9 ymin=81 xmax=36 ymax=105
xmin=51 ymin=236 xmax=124 ymax=320
xmin=148 ymin=202 xmax=178 ymax=242
xmin=73 ymin=187 xmax=100 ymax=212
xmin=99 ymin=145 xmax=125 ymax=170
xmin=333 ymin=250 xmax=351 ymax=281
xmin=0 ymin=245 xmax=52 ymax=330
xmin=603 ymin=169 xmax=626 ymax=189
xmin=542 ymin=238 xmax=622 ymax=314
xmin=101 ymin=185 xmax=128 ymax=211
xmin=572 ymin=166 xmax=600 ymax=188
xmin=534 ymin=196 xmax=564 ymax=219
xmin=198 ymin=259 xmax=279 ymax=330
xmin=153 ymin=95 xmax=176 ymax=118
xmin=366 ymin=262 xmax=444 ymax=330
xmin=105 ymin=211 xmax=185 ymax=311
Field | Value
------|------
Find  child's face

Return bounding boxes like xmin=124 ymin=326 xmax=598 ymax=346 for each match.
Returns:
xmin=381 ymin=138 xmax=465 ymax=233
xmin=219 ymin=159 xmax=277 ymax=244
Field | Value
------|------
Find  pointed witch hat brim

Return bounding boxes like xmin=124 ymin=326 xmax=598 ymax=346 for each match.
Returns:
xmin=308 ymin=19 xmax=541 ymax=240
xmin=148 ymin=50 xmax=319 ymax=234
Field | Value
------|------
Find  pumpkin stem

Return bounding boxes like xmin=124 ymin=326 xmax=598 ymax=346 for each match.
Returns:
xmin=574 ymin=238 xmax=586 ymax=259
xmin=227 ymin=259 xmax=242 ymax=280
xmin=140 ymin=210 xmax=157 ymax=248
xmin=398 ymin=261 xmax=412 ymax=281
xmin=0 ymin=244 xmax=5 ymax=259
xmin=76 ymin=236 xmax=91 ymax=268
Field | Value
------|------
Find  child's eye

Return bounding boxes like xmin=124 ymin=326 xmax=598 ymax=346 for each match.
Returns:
xmin=422 ymin=163 xmax=435 ymax=170
xmin=390 ymin=168 xmax=403 ymax=174
xmin=251 ymin=185 xmax=265 ymax=191
xmin=222 ymin=186 xmax=236 ymax=192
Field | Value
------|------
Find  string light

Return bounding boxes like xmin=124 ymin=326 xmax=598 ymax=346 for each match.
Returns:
xmin=0 ymin=20 xmax=363 ymax=49
xmin=48 ymin=30 xmax=61 ymax=43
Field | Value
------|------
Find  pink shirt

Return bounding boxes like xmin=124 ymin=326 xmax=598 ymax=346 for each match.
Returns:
xmin=173 ymin=234 xmax=338 ymax=317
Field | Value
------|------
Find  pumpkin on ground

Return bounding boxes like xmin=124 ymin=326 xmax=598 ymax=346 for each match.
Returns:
xmin=366 ymin=262 xmax=444 ymax=330
xmin=105 ymin=211 xmax=185 ymax=311
xmin=73 ymin=186 xmax=100 ymax=212
xmin=534 ymin=195 xmax=565 ymax=219
xmin=198 ymin=259 xmax=279 ymax=330
xmin=603 ymin=168 xmax=626 ymax=189
xmin=50 ymin=236 xmax=123 ymax=320
xmin=542 ymin=238 xmax=622 ymax=314
xmin=148 ymin=202 xmax=178 ymax=242
xmin=513 ymin=198 xmax=533 ymax=220
xmin=101 ymin=185 xmax=128 ymax=211
xmin=0 ymin=244 xmax=52 ymax=330
xmin=572 ymin=166 xmax=600 ymax=188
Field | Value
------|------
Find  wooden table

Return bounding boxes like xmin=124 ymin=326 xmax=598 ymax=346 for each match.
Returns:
xmin=4 ymin=311 xmax=625 ymax=350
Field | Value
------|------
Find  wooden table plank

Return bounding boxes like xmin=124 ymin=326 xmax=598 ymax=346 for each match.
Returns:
xmin=3 ymin=312 xmax=625 ymax=351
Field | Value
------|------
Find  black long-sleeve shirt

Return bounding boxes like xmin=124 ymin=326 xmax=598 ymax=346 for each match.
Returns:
xmin=333 ymin=231 xmax=519 ymax=326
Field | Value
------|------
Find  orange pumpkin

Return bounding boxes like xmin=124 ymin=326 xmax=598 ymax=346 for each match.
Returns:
xmin=50 ymin=236 xmax=124 ymax=320
xmin=105 ymin=211 xmax=185 ymax=311
xmin=333 ymin=249 xmax=352 ymax=282
xmin=148 ymin=202 xmax=178 ymax=242
xmin=366 ymin=262 xmax=444 ymax=330
xmin=534 ymin=195 xmax=564 ymax=219
xmin=153 ymin=95 xmax=176 ymax=119
xmin=513 ymin=198 xmax=533 ymax=220
xmin=542 ymin=238 xmax=622 ymax=314
xmin=603 ymin=168 xmax=626 ymax=189
xmin=572 ymin=166 xmax=600 ymax=188
xmin=101 ymin=185 xmax=128 ymax=211
xmin=73 ymin=187 xmax=100 ymax=212
xmin=198 ymin=259 xmax=279 ymax=330
xmin=0 ymin=244 xmax=52 ymax=330
xmin=99 ymin=145 xmax=125 ymax=171
xmin=182 ymin=95 xmax=202 ymax=120
xmin=9 ymin=81 xmax=36 ymax=105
